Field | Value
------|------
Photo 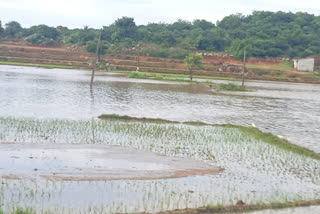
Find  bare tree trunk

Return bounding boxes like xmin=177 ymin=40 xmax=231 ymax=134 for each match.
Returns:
xmin=90 ymin=29 xmax=102 ymax=89
xmin=242 ymin=50 xmax=246 ymax=87
xmin=190 ymin=69 xmax=193 ymax=81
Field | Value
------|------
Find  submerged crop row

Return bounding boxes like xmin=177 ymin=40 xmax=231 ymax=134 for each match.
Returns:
xmin=0 ymin=116 xmax=320 ymax=213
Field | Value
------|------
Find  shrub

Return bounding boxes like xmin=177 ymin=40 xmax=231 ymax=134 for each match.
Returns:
xmin=217 ymin=83 xmax=247 ymax=91
xmin=128 ymin=71 xmax=147 ymax=79
xmin=154 ymin=74 xmax=164 ymax=80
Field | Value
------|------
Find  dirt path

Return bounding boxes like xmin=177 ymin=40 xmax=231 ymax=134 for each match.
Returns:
xmin=0 ymin=143 xmax=221 ymax=181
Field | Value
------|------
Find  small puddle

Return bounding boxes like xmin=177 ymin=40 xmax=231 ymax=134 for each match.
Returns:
xmin=0 ymin=143 xmax=220 ymax=181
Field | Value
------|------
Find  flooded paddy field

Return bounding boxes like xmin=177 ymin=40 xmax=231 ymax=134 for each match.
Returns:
xmin=0 ymin=65 xmax=320 ymax=213
xmin=0 ymin=65 xmax=319 ymax=153
xmin=0 ymin=117 xmax=319 ymax=213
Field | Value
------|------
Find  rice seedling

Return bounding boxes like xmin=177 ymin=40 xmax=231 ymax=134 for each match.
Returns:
xmin=0 ymin=116 xmax=319 ymax=213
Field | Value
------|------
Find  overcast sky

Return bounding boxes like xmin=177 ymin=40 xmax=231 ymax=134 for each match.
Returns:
xmin=0 ymin=0 xmax=320 ymax=28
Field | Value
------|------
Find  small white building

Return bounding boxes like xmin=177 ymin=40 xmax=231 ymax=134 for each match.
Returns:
xmin=294 ymin=58 xmax=314 ymax=72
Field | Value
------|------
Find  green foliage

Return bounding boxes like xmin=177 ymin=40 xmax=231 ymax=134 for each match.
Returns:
xmin=10 ymin=208 xmax=35 ymax=214
xmin=113 ymin=17 xmax=137 ymax=41
xmin=184 ymin=53 xmax=203 ymax=71
xmin=184 ymin=53 xmax=203 ymax=80
xmin=5 ymin=21 xmax=23 ymax=38
xmin=28 ymin=25 xmax=59 ymax=40
xmin=154 ymin=74 xmax=164 ymax=80
xmin=283 ymin=61 xmax=294 ymax=67
xmin=217 ymin=83 xmax=247 ymax=91
xmin=0 ymin=20 xmax=4 ymax=37
xmin=26 ymin=34 xmax=57 ymax=45
xmin=3 ymin=11 xmax=320 ymax=59
xmin=313 ymin=72 xmax=320 ymax=78
xmin=85 ymin=40 xmax=108 ymax=55
xmin=128 ymin=71 xmax=147 ymax=79
xmin=144 ymin=47 xmax=190 ymax=59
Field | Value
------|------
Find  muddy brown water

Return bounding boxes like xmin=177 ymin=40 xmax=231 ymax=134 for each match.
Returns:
xmin=0 ymin=65 xmax=319 ymax=153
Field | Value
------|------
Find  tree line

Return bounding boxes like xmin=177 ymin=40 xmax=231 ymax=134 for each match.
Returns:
xmin=0 ymin=11 xmax=319 ymax=60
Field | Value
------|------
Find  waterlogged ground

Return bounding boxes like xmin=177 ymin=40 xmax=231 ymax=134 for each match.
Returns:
xmin=0 ymin=65 xmax=320 ymax=213
xmin=0 ymin=65 xmax=319 ymax=153
xmin=0 ymin=143 xmax=220 ymax=180
xmin=0 ymin=118 xmax=319 ymax=213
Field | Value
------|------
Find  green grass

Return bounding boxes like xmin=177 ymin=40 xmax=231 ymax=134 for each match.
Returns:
xmin=154 ymin=73 xmax=164 ymax=80
xmin=3 ymin=208 xmax=36 ymax=214
xmin=217 ymin=83 xmax=247 ymax=91
xmin=313 ymin=72 xmax=320 ymax=78
xmin=128 ymin=71 xmax=148 ymax=79
xmin=283 ymin=61 xmax=294 ymax=68
xmin=246 ymin=62 xmax=293 ymax=72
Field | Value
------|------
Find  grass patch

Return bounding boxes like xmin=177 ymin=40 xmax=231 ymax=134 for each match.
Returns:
xmin=154 ymin=73 xmax=164 ymax=80
xmin=217 ymin=83 xmax=247 ymax=91
xmin=313 ymin=72 xmax=320 ymax=78
xmin=283 ymin=61 xmax=294 ymax=68
xmin=246 ymin=62 xmax=293 ymax=72
xmin=128 ymin=71 xmax=148 ymax=79
xmin=8 ymin=208 xmax=35 ymax=214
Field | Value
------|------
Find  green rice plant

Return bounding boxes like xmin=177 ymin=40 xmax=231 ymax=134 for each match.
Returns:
xmin=0 ymin=116 xmax=320 ymax=213
xmin=11 ymin=208 xmax=35 ymax=214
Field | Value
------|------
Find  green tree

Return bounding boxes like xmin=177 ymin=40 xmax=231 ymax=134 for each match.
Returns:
xmin=114 ymin=17 xmax=137 ymax=40
xmin=184 ymin=53 xmax=203 ymax=81
xmin=5 ymin=21 xmax=23 ymax=38
xmin=0 ymin=21 xmax=4 ymax=37
xmin=29 ymin=25 xmax=59 ymax=40
xmin=193 ymin=19 xmax=215 ymax=31
xmin=86 ymin=40 xmax=108 ymax=55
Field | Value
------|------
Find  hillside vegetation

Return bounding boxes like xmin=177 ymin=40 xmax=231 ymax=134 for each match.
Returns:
xmin=0 ymin=11 xmax=319 ymax=60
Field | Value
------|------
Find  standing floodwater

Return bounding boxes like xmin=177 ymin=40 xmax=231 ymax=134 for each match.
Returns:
xmin=0 ymin=64 xmax=320 ymax=153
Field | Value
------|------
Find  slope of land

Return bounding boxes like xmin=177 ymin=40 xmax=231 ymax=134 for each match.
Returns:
xmin=0 ymin=41 xmax=319 ymax=84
